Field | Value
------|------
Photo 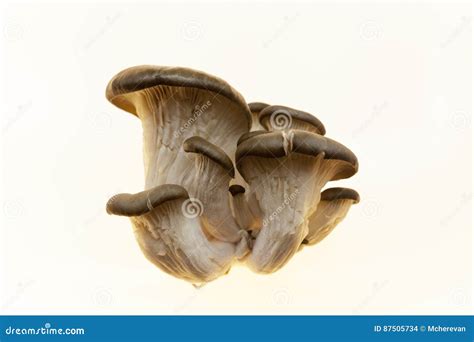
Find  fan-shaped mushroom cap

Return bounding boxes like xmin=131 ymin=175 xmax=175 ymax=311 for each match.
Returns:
xmin=181 ymin=136 xmax=245 ymax=243
xmin=107 ymin=184 xmax=238 ymax=284
xmin=303 ymin=187 xmax=359 ymax=247
xmin=259 ymin=105 xmax=326 ymax=135
xmin=106 ymin=65 xmax=251 ymax=188
xmin=236 ymin=130 xmax=358 ymax=273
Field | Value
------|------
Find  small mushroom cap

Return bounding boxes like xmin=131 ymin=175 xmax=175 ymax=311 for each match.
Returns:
xmin=228 ymin=184 xmax=245 ymax=196
xmin=183 ymin=136 xmax=235 ymax=178
xmin=321 ymin=187 xmax=360 ymax=203
xmin=259 ymin=105 xmax=326 ymax=135
xmin=248 ymin=102 xmax=270 ymax=114
xmin=236 ymin=130 xmax=358 ymax=180
xmin=106 ymin=65 xmax=252 ymax=128
xmin=237 ymin=130 xmax=268 ymax=145
xmin=106 ymin=184 xmax=189 ymax=217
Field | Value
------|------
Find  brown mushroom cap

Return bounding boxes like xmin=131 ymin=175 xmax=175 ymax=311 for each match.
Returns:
xmin=106 ymin=184 xmax=189 ymax=217
xmin=321 ymin=187 xmax=360 ymax=203
xmin=237 ymin=130 xmax=268 ymax=145
xmin=106 ymin=65 xmax=252 ymax=129
xmin=183 ymin=136 xmax=235 ymax=178
xmin=236 ymin=130 xmax=358 ymax=180
xmin=248 ymin=102 xmax=270 ymax=114
xmin=259 ymin=105 xmax=326 ymax=135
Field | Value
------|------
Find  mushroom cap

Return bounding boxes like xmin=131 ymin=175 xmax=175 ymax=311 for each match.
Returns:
xmin=106 ymin=184 xmax=189 ymax=217
xmin=228 ymin=184 xmax=245 ymax=196
xmin=236 ymin=130 xmax=358 ymax=180
xmin=321 ymin=187 xmax=360 ymax=203
xmin=106 ymin=65 xmax=252 ymax=129
xmin=237 ymin=130 xmax=268 ymax=145
xmin=259 ymin=105 xmax=326 ymax=135
xmin=183 ymin=136 xmax=235 ymax=178
xmin=248 ymin=102 xmax=270 ymax=114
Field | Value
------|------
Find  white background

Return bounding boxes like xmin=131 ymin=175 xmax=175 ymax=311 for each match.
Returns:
xmin=0 ymin=1 xmax=472 ymax=314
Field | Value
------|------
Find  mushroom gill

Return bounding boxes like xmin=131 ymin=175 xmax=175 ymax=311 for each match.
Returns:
xmin=106 ymin=184 xmax=236 ymax=284
xmin=303 ymin=187 xmax=360 ymax=247
xmin=236 ymin=130 xmax=358 ymax=273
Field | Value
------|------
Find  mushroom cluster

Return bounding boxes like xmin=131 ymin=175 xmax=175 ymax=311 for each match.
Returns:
xmin=105 ymin=66 xmax=359 ymax=284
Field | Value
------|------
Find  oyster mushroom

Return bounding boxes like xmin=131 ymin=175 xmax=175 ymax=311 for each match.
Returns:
xmin=259 ymin=105 xmax=326 ymax=134
xmin=228 ymin=184 xmax=262 ymax=234
xmin=106 ymin=184 xmax=236 ymax=283
xmin=236 ymin=130 xmax=358 ymax=273
xmin=106 ymin=65 xmax=251 ymax=188
xmin=248 ymin=102 xmax=270 ymax=130
xmin=181 ymin=136 xmax=246 ymax=244
xmin=303 ymin=187 xmax=360 ymax=246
